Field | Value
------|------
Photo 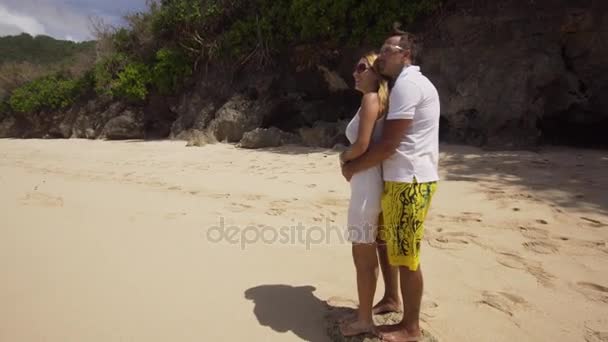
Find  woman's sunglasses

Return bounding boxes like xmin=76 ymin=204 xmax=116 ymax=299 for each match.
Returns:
xmin=354 ymin=63 xmax=369 ymax=74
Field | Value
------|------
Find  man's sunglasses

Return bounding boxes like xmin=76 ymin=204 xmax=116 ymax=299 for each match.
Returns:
xmin=379 ymin=44 xmax=405 ymax=55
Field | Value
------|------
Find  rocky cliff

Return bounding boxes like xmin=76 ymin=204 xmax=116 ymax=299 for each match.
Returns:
xmin=1 ymin=0 xmax=606 ymax=149
xmin=418 ymin=0 xmax=608 ymax=148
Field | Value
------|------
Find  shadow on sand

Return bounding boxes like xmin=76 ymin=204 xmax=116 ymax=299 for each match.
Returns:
xmin=244 ymin=284 xmax=440 ymax=342
xmin=439 ymin=144 xmax=608 ymax=216
xmin=244 ymin=284 xmax=330 ymax=341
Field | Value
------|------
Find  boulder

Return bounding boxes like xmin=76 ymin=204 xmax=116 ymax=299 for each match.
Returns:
xmin=99 ymin=108 xmax=144 ymax=140
xmin=299 ymin=120 xmax=349 ymax=148
xmin=143 ymin=95 xmax=178 ymax=139
xmin=208 ymin=94 xmax=274 ymax=143
xmin=71 ymin=100 xmax=123 ymax=139
xmin=238 ymin=127 xmax=302 ymax=149
xmin=0 ymin=117 xmax=17 ymax=138
xmin=182 ymin=129 xmax=217 ymax=147
xmin=170 ymin=91 xmax=217 ymax=137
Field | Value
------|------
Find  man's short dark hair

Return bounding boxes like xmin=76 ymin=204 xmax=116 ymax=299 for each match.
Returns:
xmin=390 ymin=22 xmax=420 ymax=63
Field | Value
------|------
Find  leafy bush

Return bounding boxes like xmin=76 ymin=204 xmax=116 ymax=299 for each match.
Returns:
xmin=84 ymin=0 xmax=442 ymax=103
xmin=111 ymin=62 xmax=152 ymax=102
xmin=152 ymin=48 xmax=192 ymax=94
xmin=9 ymin=75 xmax=80 ymax=113
xmin=94 ymin=53 xmax=128 ymax=96
xmin=224 ymin=0 xmax=442 ymax=50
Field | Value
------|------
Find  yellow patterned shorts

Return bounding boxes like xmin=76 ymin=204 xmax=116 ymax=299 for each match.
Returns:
xmin=379 ymin=180 xmax=437 ymax=270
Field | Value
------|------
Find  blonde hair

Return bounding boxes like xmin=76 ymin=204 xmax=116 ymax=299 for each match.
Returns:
xmin=363 ymin=52 xmax=389 ymax=116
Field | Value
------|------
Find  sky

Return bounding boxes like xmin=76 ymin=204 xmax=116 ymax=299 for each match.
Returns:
xmin=0 ymin=0 xmax=148 ymax=41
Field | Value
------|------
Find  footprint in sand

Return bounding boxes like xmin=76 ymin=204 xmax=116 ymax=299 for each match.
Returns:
xmin=457 ymin=212 xmax=483 ymax=222
xmin=496 ymin=252 xmax=554 ymax=287
xmin=420 ymin=299 xmax=440 ymax=321
xmin=477 ymin=291 xmax=528 ymax=317
xmin=326 ymin=296 xmax=358 ymax=309
xmin=518 ymin=226 xmax=550 ymax=239
xmin=584 ymin=320 xmax=608 ymax=342
xmin=210 ymin=193 xmax=230 ymax=199
xmin=266 ymin=208 xmax=286 ymax=216
xmin=522 ymin=240 xmax=559 ymax=254
xmin=574 ymin=282 xmax=608 ymax=304
xmin=580 ymin=217 xmax=608 ymax=228
xmin=228 ymin=202 xmax=253 ymax=212
xmin=439 ymin=212 xmax=483 ymax=223
xmin=427 ymin=231 xmax=476 ymax=250
xmin=555 ymin=237 xmax=608 ymax=256
xmin=19 ymin=192 xmax=64 ymax=208
xmin=165 ymin=212 xmax=188 ymax=220
xmin=245 ymin=194 xmax=262 ymax=201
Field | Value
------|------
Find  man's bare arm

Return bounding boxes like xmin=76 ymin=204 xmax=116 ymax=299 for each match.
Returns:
xmin=344 ymin=119 xmax=412 ymax=174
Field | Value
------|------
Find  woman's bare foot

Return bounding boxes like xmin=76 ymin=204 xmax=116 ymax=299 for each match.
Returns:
xmin=337 ymin=311 xmax=356 ymax=324
xmin=339 ymin=320 xmax=377 ymax=337
xmin=373 ymin=297 xmax=402 ymax=315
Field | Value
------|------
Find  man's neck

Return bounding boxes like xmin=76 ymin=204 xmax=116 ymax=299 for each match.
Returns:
xmin=390 ymin=63 xmax=412 ymax=84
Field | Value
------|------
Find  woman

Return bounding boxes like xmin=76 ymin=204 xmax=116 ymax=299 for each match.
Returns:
xmin=339 ymin=52 xmax=389 ymax=336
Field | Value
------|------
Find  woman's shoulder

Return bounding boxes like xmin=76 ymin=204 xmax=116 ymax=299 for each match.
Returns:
xmin=361 ymin=92 xmax=380 ymax=103
xmin=360 ymin=92 xmax=381 ymax=114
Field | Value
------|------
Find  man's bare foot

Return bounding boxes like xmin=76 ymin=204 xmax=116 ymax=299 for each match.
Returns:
xmin=378 ymin=325 xmax=421 ymax=342
xmin=339 ymin=319 xmax=377 ymax=337
xmin=373 ymin=297 xmax=402 ymax=315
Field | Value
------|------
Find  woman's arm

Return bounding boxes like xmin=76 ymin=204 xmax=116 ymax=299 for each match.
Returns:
xmin=340 ymin=93 xmax=381 ymax=164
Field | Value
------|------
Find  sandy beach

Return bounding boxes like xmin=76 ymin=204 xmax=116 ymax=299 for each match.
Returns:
xmin=0 ymin=138 xmax=607 ymax=342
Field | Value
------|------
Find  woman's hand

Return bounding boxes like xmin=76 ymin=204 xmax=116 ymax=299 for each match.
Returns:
xmin=341 ymin=162 xmax=354 ymax=182
xmin=339 ymin=151 xmax=347 ymax=165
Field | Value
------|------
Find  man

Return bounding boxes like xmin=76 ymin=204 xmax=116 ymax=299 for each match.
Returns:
xmin=341 ymin=31 xmax=440 ymax=342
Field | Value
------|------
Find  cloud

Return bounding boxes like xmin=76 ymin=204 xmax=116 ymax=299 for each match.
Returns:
xmin=0 ymin=0 xmax=147 ymax=41
xmin=0 ymin=4 xmax=47 ymax=36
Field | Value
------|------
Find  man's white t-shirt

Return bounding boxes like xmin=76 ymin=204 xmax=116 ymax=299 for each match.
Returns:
xmin=382 ymin=65 xmax=440 ymax=183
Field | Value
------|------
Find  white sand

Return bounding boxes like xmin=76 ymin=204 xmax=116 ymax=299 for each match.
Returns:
xmin=0 ymin=139 xmax=606 ymax=341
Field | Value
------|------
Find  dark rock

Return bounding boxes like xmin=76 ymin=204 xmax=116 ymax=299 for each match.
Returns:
xmin=415 ymin=0 xmax=608 ymax=148
xmin=49 ymin=105 xmax=81 ymax=138
xmin=71 ymin=100 xmax=122 ymax=139
xmin=299 ymin=120 xmax=349 ymax=148
xmin=99 ymin=108 xmax=144 ymax=140
xmin=208 ymin=94 xmax=279 ymax=143
xmin=238 ymin=127 xmax=302 ymax=149
xmin=181 ymin=129 xmax=217 ymax=147
xmin=0 ymin=117 xmax=17 ymax=137
xmin=144 ymin=95 xmax=178 ymax=139
xmin=170 ymin=91 xmax=217 ymax=137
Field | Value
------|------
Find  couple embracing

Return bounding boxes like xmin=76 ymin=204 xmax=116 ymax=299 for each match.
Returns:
xmin=339 ymin=30 xmax=440 ymax=342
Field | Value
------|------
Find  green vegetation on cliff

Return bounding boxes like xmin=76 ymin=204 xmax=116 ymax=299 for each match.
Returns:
xmin=0 ymin=33 xmax=95 ymax=65
xmin=0 ymin=33 xmax=96 ymax=113
xmin=2 ymin=0 xmax=441 ymax=113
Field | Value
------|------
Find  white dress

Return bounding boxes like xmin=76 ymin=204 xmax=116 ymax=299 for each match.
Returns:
xmin=344 ymin=108 xmax=384 ymax=243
